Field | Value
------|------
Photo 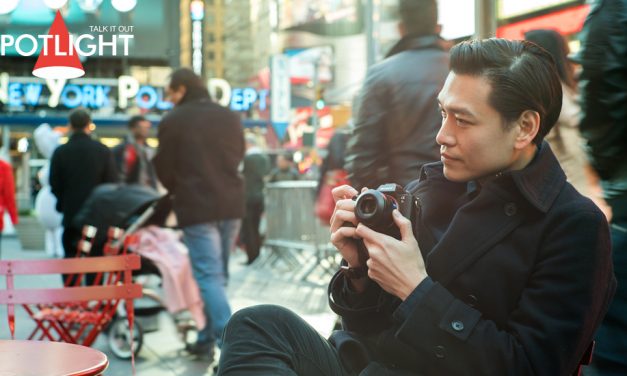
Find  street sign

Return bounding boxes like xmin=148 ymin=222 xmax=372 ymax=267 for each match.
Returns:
xmin=271 ymin=54 xmax=291 ymax=140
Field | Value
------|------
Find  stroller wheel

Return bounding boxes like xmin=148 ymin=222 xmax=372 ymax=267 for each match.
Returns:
xmin=107 ymin=317 xmax=144 ymax=359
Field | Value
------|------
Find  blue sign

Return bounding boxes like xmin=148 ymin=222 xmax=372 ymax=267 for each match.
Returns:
xmin=3 ymin=81 xmax=267 ymax=113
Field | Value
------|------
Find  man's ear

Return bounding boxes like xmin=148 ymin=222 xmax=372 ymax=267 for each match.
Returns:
xmin=514 ymin=110 xmax=540 ymax=149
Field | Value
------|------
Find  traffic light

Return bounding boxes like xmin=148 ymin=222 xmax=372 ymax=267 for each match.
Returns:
xmin=315 ymin=87 xmax=325 ymax=110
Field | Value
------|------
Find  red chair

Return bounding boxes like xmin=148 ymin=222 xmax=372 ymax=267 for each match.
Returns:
xmin=0 ymin=254 xmax=142 ymax=351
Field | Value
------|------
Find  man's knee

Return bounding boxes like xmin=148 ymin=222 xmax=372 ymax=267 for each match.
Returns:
xmin=224 ymin=305 xmax=298 ymax=337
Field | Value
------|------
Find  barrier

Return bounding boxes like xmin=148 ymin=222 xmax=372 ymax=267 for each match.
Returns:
xmin=261 ymin=181 xmax=340 ymax=285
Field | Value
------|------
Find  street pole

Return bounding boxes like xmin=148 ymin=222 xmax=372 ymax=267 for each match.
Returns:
xmin=311 ymin=58 xmax=320 ymax=132
xmin=475 ymin=0 xmax=497 ymax=39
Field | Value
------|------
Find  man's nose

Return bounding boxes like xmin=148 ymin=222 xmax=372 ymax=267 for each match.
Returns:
xmin=436 ymin=119 xmax=455 ymax=147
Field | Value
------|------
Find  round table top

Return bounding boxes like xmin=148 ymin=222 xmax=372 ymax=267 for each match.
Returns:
xmin=0 ymin=340 xmax=108 ymax=376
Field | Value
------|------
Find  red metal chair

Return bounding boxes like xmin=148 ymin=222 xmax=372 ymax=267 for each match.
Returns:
xmin=0 ymin=254 xmax=142 ymax=350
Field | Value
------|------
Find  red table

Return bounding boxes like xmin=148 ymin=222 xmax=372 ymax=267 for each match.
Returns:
xmin=0 ymin=340 xmax=108 ymax=376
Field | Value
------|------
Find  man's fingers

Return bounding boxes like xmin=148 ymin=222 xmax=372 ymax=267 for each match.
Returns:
xmin=393 ymin=210 xmax=414 ymax=242
xmin=330 ymin=209 xmax=358 ymax=232
xmin=331 ymin=226 xmax=358 ymax=244
xmin=332 ymin=185 xmax=358 ymax=202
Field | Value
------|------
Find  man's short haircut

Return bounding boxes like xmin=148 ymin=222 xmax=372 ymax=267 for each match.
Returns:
xmin=68 ymin=108 xmax=91 ymax=130
xmin=128 ymin=115 xmax=147 ymax=129
xmin=449 ymin=38 xmax=563 ymax=145
xmin=398 ymin=0 xmax=438 ymax=36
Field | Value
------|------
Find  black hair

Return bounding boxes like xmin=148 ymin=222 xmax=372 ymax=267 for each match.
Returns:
xmin=128 ymin=115 xmax=148 ymax=129
xmin=168 ymin=68 xmax=210 ymax=104
xmin=524 ymin=29 xmax=576 ymax=90
xmin=449 ymin=38 xmax=563 ymax=145
xmin=68 ymin=108 xmax=91 ymax=130
xmin=398 ymin=0 xmax=438 ymax=36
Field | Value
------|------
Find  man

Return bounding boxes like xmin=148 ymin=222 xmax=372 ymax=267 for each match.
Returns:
xmin=153 ymin=68 xmax=244 ymax=360
xmin=268 ymin=151 xmax=299 ymax=183
xmin=50 ymin=108 xmax=116 ymax=261
xmin=241 ymin=134 xmax=270 ymax=265
xmin=577 ymin=0 xmax=627 ymax=373
xmin=112 ymin=115 xmax=158 ymax=189
xmin=217 ymin=39 xmax=616 ymax=375
xmin=344 ymin=0 xmax=449 ymax=189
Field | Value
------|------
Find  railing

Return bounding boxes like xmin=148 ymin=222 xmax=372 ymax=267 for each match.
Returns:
xmin=259 ymin=181 xmax=340 ymax=286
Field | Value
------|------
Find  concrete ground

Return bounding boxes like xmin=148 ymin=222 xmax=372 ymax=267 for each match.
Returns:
xmin=0 ymin=235 xmax=338 ymax=375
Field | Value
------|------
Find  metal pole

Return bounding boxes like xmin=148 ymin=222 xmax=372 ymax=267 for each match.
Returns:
xmin=311 ymin=59 xmax=320 ymax=131
xmin=475 ymin=0 xmax=497 ymax=39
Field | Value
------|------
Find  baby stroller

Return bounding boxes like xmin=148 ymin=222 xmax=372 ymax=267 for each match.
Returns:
xmin=73 ymin=183 xmax=199 ymax=359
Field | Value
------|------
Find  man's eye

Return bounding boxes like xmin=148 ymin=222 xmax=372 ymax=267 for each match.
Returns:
xmin=440 ymin=110 xmax=447 ymax=119
xmin=456 ymin=118 xmax=469 ymax=125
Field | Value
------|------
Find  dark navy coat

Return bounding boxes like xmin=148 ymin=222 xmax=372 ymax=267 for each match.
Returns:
xmin=329 ymin=142 xmax=616 ymax=375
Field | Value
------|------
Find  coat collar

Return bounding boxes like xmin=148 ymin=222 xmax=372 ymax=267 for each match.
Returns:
xmin=419 ymin=141 xmax=566 ymax=214
xmin=416 ymin=142 xmax=568 ymax=285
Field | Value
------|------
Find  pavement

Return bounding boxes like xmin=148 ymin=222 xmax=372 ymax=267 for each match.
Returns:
xmin=0 ymin=235 xmax=338 ymax=375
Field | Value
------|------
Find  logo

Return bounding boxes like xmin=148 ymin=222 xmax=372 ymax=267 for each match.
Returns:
xmin=33 ymin=11 xmax=84 ymax=80
xmin=0 ymin=10 xmax=134 ymax=80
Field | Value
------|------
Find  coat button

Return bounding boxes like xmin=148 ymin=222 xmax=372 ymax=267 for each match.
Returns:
xmin=434 ymin=345 xmax=446 ymax=359
xmin=451 ymin=321 xmax=464 ymax=331
xmin=504 ymin=202 xmax=517 ymax=216
xmin=467 ymin=294 xmax=478 ymax=307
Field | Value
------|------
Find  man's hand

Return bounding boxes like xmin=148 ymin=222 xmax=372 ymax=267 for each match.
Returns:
xmin=330 ymin=185 xmax=362 ymax=267
xmin=355 ymin=209 xmax=427 ymax=301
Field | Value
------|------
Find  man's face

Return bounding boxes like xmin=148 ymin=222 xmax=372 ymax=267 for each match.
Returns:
xmin=132 ymin=120 xmax=151 ymax=140
xmin=436 ymin=72 xmax=521 ymax=182
xmin=277 ymin=155 xmax=290 ymax=170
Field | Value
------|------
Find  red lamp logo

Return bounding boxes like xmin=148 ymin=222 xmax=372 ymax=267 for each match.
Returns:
xmin=32 ymin=11 xmax=85 ymax=79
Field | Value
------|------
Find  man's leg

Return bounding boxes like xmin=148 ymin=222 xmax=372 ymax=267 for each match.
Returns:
xmin=588 ymin=219 xmax=627 ymax=375
xmin=218 ymin=219 xmax=241 ymax=281
xmin=183 ymin=222 xmax=232 ymax=353
xmin=61 ymin=226 xmax=80 ymax=284
xmin=218 ymin=305 xmax=350 ymax=376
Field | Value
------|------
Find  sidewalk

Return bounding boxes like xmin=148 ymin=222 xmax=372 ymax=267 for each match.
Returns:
xmin=0 ymin=235 xmax=338 ymax=375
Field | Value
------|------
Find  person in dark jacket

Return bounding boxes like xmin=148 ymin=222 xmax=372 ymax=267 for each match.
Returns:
xmin=241 ymin=134 xmax=270 ymax=265
xmin=344 ymin=0 xmax=449 ymax=190
xmin=50 ymin=108 xmax=116 ymax=263
xmin=217 ymin=39 xmax=616 ymax=376
xmin=577 ymin=0 xmax=627 ymax=373
xmin=268 ymin=151 xmax=299 ymax=183
xmin=111 ymin=115 xmax=158 ymax=189
xmin=153 ymin=68 xmax=245 ymax=361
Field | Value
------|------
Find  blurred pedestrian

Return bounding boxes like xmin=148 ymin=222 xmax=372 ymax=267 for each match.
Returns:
xmin=241 ymin=134 xmax=270 ymax=265
xmin=524 ymin=29 xmax=611 ymax=218
xmin=153 ymin=68 xmax=245 ymax=361
xmin=344 ymin=0 xmax=449 ymax=189
xmin=315 ymin=129 xmax=349 ymax=224
xmin=577 ymin=0 xmax=627 ymax=373
xmin=0 ymin=158 xmax=17 ymax=259
xmin=112 ymin=115 xmax=158 ymax=189
xmin=268 ymin=151 xmax=299 ymax=183
xmin=50 ymin=109 xmax=117 ymax=270
xmin=33 ymin=123 xmax=64 ymax=258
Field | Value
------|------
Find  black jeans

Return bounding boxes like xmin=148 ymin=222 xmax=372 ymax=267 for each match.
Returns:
xmin=241 ymin=200 xmax=264 ymax=263
xmin=218 ymin=305 xmax=350 ymax=376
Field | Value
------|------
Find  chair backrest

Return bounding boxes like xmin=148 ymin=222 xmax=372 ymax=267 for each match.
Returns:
xmin=0 ymin=254 xmax=142 ymax=339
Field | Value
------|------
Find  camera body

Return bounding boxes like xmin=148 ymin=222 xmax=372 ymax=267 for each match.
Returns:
xmin=353 ymin=183 xmax=417 ymax=240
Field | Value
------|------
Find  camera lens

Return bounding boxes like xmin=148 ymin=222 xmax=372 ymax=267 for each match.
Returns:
xmin=355 ymin=190 xmax=396 ymax=232
xmin=360 ymin=196 xmax=377 ymax=215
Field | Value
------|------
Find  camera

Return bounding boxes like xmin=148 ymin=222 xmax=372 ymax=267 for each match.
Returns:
xmin=353 ymin=183 xmax=417 ymax=240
